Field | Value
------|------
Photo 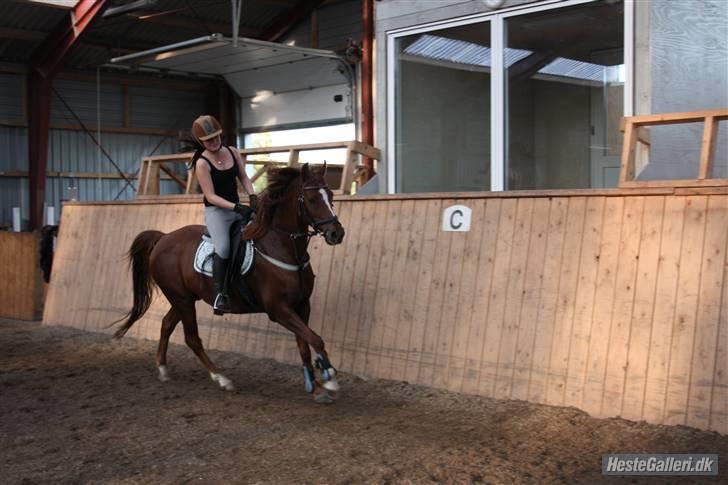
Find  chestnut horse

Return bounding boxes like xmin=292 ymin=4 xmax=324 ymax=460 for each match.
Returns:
xmin=113 ymin=164 xmax=345 ymax=402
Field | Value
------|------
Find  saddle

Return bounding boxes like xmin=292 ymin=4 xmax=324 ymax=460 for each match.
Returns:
xmin=194 ymin=218 xmax=258 ymax=307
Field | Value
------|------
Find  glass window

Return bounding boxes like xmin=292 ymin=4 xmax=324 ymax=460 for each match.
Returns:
xmin=634 ymin=0 xmax=728 ymax=180
xmin=395 ymin=22 xmax=492 ymax=193
xmin=243 ymin=124 xmax=355 ymax=165
xmin=505 ymin=1 xmax=624 ymax=190
xmin=243 ymin=124 xmax=355 ymax=192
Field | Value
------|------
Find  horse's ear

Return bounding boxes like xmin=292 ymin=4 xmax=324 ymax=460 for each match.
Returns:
xmin=301 ymin=163 xmax=310 ymax=180
xmin=322 ymin=161 xmax=327 ymax=177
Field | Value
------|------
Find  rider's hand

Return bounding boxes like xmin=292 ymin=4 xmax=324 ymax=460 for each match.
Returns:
xmin=233 ymin=202 xmax=252 ymax=217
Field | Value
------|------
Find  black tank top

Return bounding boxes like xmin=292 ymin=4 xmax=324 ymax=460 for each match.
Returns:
xmin=201 ymin=146 xmax=240 ymax=207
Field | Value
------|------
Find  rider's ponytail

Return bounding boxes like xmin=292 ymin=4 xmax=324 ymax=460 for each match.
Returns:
xmin=179 ymin=134 xmax=204 ymax=170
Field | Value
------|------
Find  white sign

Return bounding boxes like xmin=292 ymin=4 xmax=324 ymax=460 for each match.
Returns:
xmin=12 ymin=207 xmax=21 ymax=232
xmin=442 ymin=205 xmax=472 ymax=232
xmin=46 ymin=206 xmax=55 ymax=226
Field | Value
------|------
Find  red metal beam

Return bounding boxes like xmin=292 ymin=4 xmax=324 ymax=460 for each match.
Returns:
xmin=361 ymin=0 xmax=374 ymax=180
xmin=260 ymin=0 xmax=326 ymax=43
xmin=28 ymin=0 xmax=108 ymax=230
xmin=27 ymin=72 xmax=52 ymax=232
xmin=32 ymin=0 xmax=108 ymax=78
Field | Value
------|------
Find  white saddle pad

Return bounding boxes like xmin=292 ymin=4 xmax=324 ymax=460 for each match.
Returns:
xmin=194 ymin=237 xmax=255 ymax=277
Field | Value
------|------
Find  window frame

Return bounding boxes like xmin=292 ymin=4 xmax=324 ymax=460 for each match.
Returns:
xmin=385 ymin=0 xmax=634 ymax=194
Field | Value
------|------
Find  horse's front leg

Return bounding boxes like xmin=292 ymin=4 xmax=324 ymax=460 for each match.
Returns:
xmin=294 ymin=300 xmax=335 ymax=396
xmin=272 ymin=303 xmax=338 ymax=403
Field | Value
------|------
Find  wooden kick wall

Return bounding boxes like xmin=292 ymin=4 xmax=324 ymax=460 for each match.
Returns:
xmin=43 ymin=191 xmax=728 ymax=433
xmin=0 ymin=231 xmax=42 ymax=320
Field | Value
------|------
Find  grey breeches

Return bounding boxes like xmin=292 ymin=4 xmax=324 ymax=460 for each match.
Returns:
xmin=204 ymin=206 xmax=242 ymax=259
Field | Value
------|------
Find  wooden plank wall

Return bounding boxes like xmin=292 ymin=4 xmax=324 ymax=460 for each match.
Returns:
xmin=43 ymin=194 xmax=728 ymax=433
xmin=0 ymin=231 xmax=42 ymax=320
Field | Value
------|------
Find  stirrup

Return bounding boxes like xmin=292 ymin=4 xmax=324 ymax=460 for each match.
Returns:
xmin=213 ymin=293 xmax=230 ymax=315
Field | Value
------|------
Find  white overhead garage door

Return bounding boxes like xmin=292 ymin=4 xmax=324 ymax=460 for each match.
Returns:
xmin=111 ymin=34 xmax=353 ymax=132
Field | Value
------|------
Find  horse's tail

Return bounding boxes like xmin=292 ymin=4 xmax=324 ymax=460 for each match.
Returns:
xmin=112 ymin=230 xmax=164 ymax=339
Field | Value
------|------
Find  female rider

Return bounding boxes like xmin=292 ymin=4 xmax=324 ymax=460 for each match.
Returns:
xmin=191 ymin=115 xmax=257 ymax=314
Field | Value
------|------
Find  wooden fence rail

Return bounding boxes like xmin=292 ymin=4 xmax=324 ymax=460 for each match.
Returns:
xmin=136 ymin=141 xmax=381 ymax=198
xmin=620 ymin=109 xmax=728 ymax=188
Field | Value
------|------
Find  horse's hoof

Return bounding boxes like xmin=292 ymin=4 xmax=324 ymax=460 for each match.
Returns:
xmin=158 ymin=366 xmax=171 ymax=382
xmin=313 ymin=391 xmax=335 ymax=404
xmin=210 ymin=372 xmax=236 ymax=391
xmin=322 ymin=379 xmax=340 ymax=392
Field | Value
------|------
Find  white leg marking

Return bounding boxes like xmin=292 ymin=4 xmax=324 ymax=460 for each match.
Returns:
xmin=158 ymin=365 xmax=171 ymax=382
xmin=323 ymin=379 xmax=340 ymax=392
xmin=210 ymin=372 xmax=236 ymax=391
xmin=319 ymin=188 xmax=336 ymax=218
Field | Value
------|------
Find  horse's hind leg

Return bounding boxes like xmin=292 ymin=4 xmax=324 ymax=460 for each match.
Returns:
xmin=175 ymin=298 xmax=236 ymax=391
xmin=156 ymin=308 xmax=180 ymax=382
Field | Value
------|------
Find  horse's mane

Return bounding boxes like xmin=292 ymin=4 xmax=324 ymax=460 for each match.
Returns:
xmin=242 ymin=166 xmax=301 ymax=240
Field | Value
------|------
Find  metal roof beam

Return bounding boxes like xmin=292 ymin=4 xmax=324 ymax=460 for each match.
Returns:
xmin=30 ymin=0 xmax=109 ymax=78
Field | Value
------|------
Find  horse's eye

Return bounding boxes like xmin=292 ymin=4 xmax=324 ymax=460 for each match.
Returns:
xmin=307 ymin=197 xmax=317 ymax=204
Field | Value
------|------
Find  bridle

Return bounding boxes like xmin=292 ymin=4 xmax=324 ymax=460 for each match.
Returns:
xmin=297 ymin=184 xmax=339 ymax=236
xmin=257 ymin=182 xmax=340 ymax=275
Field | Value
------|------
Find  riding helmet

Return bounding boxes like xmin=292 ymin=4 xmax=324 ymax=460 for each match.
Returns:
xmin=192 ymin=115 xmax=223 ymax=142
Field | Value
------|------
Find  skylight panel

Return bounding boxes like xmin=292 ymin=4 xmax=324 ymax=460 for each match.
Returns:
xmin=403 ymin=34 xmax=531 ymax=69
xmin=25 ymin=1 xmax=78 ymax=7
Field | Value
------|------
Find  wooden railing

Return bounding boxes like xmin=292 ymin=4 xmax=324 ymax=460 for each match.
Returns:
xmin=620 ymin=109 xmax=728 ymax=188
xmin=136 ymin=141 xmax=381 ymax=198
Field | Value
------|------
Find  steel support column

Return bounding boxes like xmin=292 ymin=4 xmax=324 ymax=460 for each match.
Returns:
xmin=27 ymin=72 xmax=52 ymax=231
xmin=27 ymin=0 xmax=107 ymax=230
xmin=361 ymin=0 xmax=374 ymax=180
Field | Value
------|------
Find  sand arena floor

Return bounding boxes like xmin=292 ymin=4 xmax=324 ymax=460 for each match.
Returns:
xmin=1 ymin=318 xmax=726 ymax=484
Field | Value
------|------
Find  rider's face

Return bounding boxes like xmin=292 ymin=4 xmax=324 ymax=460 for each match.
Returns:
xmin=203 ymin=135 xmax=221 ymax=152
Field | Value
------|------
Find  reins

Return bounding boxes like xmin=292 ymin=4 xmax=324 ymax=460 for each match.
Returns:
xmin=255 ymin=182 xmax=339 ymax=286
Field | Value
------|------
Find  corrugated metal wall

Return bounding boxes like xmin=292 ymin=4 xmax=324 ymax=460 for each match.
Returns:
xmin=0 ymin=72 xmax=204 ymax=228
xmin=128 ymin=86 xmax=202 ymax=130
xmin=0 ymin=73 xmax=24 ymax=124
xmin=318 ymin=0 xmax=362 ymax=52
xmin=0 ymin=72 xmax=27 ymax=227
xmin=51 ymin=79 xmax=123 ymax=127
xmin=282 ymin=0 xmax=362 ymax=52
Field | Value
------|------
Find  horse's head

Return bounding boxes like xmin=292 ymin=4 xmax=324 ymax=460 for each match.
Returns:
xmin=299 ymin=163 xmax=345 ymax=245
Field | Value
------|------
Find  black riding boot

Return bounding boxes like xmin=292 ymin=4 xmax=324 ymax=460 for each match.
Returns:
xmin=212 ymin=254 xmax=230 ymax=315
